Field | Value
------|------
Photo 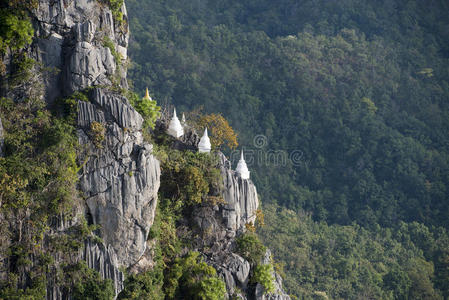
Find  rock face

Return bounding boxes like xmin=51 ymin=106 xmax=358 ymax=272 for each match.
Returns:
xmin=77 ymin=88 xmax=160 ymax=295
xmin=31 ymin=0 xmax=128 ymax=102
xmin=219 ymin=152 xmax=259 ymax=232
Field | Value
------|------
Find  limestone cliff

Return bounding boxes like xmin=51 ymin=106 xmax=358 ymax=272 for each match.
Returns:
xmin=0 ymin=0 xmax=291 ymax=299
xmin=77 ymin=88 xmax=160 ymax=296
xmin=1 ymin=1 xmax=160 ymax=298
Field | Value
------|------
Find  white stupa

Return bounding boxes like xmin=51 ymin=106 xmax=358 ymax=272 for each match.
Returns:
xmin=167 ymin=108 xmax=184 ymax=138
xmin=181 ymin=113 xmax=186 ymax=126
xmin=198 ymin=128 xmax=211 ymax=153
xmin=235 ymin=150 xmax=250 ymax=179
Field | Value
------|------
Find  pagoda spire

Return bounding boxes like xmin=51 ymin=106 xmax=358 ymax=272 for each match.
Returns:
xmin=144 ymin=87 xmax=151 ymax=100
xmin=198 ymin=128 xmax=211 ymax=153
xmin=235 ymin=149 xmax=250 ymax=179
xmin=181 ymin=113 xmax=186 ymax=125
xmin=167 ymin=107 xmax=184 ymax=138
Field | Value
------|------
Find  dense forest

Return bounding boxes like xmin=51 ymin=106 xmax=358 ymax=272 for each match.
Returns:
xmin=126 ymin=0 xmax=449 ymax=298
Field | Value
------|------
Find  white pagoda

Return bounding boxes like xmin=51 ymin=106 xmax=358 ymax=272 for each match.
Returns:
xmin=181 ymin=113 xmax=186 ymax=126
xmin=167 ymin=108 xmax=184 ymax=138
xmin=235 ymin=150 xmax=250 ymax=179
xmin=198 ymin=128 xmax=211 ymax=153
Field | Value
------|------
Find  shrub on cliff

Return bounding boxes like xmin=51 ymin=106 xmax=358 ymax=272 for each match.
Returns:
xmin=159 ymin=149 xmax=220 ymax=209
xmin=165 ymin=251 xmax=226 ymax=300
xmin=252 ymin=264 xmax=275 ymax=294
xmin=127 ymin=90 xmax=161 ymax=130
xmin=236 ymin=232 xmax=266 ymax=265
xmin=193 ymin=113 xmax=238 ymax=151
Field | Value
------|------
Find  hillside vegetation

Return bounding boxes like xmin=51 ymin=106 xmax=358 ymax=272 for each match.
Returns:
xmin=126 ymin=0 xmax=449 ymax=298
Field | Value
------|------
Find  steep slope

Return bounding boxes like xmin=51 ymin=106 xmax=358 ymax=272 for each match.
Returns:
xmin=1 ymin=1 xmax=291 ymax=299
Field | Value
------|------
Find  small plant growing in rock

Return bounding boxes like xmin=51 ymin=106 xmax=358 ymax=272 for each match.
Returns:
xmin=165 ymin=251 xmax=226 ymax=299
xmin=251 ymin=264 xmax=275 ymax=294
xmin=255 ymin=209 xmax=265 ymax=227
xmin=245 ymin=222 xmax=256 ymax=233
xmin=89 ymin=121 xmax=106 ymax=148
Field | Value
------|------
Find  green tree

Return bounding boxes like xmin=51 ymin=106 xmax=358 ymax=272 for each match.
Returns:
xmin=165 ymin=252 xmax=226 ymax=300
xmin=129 ymin=89 xmax=160 ymax=130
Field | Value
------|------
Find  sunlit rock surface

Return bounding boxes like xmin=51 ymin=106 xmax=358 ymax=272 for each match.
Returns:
xmin=77 ymin=88 xmax=160 ymax=296
xmin=31 ymin=0 xmax=128 ymax=102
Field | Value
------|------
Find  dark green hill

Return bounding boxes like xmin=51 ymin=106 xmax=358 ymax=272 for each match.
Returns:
xmin=126 ymin=1 xmax=449 ymax=297
xmin=127 ymin=0 xmax=449 ymax=228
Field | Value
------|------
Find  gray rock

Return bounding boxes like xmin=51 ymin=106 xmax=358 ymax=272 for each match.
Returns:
xmin=84 ymin=240 xmax=125 ymax=296
xmin=225 ymin=253 xmax=251 ymax=287
xmin=35 ymin=32 xmax=63 ymax=101
xmin=66 ymin=41 xmax=115 ymax=93
xmin=77 ymin=101 xmax=106 ymax=127
xmin=78 ymin=88 xmax=160 ymax=294
xmin=74 ymin=20 xmax=96 ymax=43
xmin=219 ymin=153 xmax=259 ymax=231
xmin=28 ymin=0 xmax=128 ymax=103
xmin=90 ymin=89 xmax=143 ymax=130
xmin=207 ymin=252 xmax=250 ymax=299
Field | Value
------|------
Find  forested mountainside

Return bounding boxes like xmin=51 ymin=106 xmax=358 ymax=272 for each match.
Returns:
xmin=126 ymin=0 xmax=449 ymax=299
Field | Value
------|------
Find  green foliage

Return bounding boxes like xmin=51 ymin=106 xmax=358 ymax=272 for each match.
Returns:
xmin=89 ymin=121 xmax=106 ymax=148
xmin=259 ymin=204 xmax=447 ymax=299
xmin=118 ymin=267 xmax=164 ymax=300
xmin=99 ymin=0 xmax=124 ymax=23
xmin=0 ymin=93 xmax=87 ymax=297
xmin=159 ymin=149 xmax=221 ymax=210
xmin=252 ymin=264 xmax=275 ymax=294
xmin=0 ymin=8 xmax=33 ymax=54
xmin=126 ymin=0 xmax=449 ymax=230
xmin=126 ymin=2 xmax=449 ymax=297
xmin=103 ymin=36 xmax=122 ymax=65
xmin=8 ymin=54 xmax=36 ymax=87
xmin=152 ymin=203 xmax=181 ymax=261
xmin=235 ymin=233 xmax=266 ymax=266
xmin=0 ymin=272 xmax=46 ymax=299
xmin=58 ymin=89 xmax=92 ymax=124
xmin=0 ymin=97 xmax=78 ymax=214
xmin=127 ymin=90 xmax=160 ymax=130
xmin=165 ymin=251 xmax=226 ymax=300
xmin=65 ymin=261 xmax=115 ymax=300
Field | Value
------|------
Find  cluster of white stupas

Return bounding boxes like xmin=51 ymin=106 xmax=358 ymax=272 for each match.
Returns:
xmin=166 ymin=106 xmax=212 ymax=154
xmin=164 ymin=103 xmax=250 ymax=179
